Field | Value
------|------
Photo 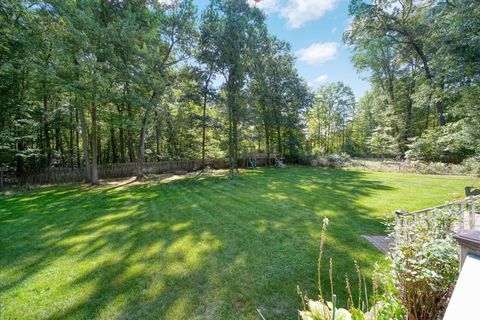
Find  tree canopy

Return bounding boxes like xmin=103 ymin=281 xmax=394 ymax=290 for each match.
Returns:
xmin=343 ymin=0 xmax=480 ymax=162
xmin=1 ymin=0 xmax=478 ymax=184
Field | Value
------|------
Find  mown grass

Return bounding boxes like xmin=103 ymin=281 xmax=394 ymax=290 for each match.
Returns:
xmin=0 ymin=167 xmax=476 ymax=319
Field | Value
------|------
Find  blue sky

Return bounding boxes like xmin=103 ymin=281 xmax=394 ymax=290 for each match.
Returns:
xmin=195 ymin=0 xmax=370 ymax=99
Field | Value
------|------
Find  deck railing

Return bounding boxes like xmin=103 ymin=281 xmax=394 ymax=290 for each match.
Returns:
xmin=395 ymin=195 xmax=480 ymax=231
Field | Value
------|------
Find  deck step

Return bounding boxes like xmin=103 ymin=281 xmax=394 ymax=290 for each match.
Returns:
xmin=361 ymin=235 xmax=391 ymax=254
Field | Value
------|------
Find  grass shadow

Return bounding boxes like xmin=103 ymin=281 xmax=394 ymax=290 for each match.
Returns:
xmin=0 ymin=167 xmax=470 ymax=319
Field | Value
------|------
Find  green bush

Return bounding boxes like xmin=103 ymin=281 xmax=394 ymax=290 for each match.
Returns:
xmin=389 ymin=207 xmax=460 ymax=320
xmin=295 ymin=218 xmax=405 ymax=320
xmin=462 ymin=156 xmax=480 ymax=177
xmin=405 ymin=123 xmax=474 ymax=164
xmin=293 ymin=206 xmax=462 ymax=320
xmin=297 ymin=153 xmax=315 ymax=165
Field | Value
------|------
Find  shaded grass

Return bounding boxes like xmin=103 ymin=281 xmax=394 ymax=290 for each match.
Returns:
xmin=0 ymin=167 xmax=476 ymax=319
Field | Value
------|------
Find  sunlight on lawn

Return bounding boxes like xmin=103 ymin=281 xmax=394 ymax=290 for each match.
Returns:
xmin=0 ymin=168 xmax=476 ymax=319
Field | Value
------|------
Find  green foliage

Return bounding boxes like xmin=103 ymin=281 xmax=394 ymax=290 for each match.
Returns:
xmin=344 ymin=0 xmax=480 ymax=161
xmin=462 ymin=156 xmax=480 ymax=177
xmin=405 ymin=122 xmax=472 ymax=163
xmin=2 ymin=0 xmax=478 ymax=181
xmin=368 ymin=128 xmax=396 ymax=159
xmin=390 ymin=207 xmax=460 ymax=319
xmin=297 ymin=193 xmax=465 ymax=320
xmin=0 ymin=0 xmax=311 ymax=181
xmin=307 ymin=82 xmax=355 ymax=155
xmin=297 ymin=218 xmax=405 ymax=320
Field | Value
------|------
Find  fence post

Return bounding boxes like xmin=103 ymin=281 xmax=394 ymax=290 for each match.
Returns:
xmin=454 ymin=230 xmax=480 ymax=268
xmin=469 ymin=197 xmax=476 ymax=230
xmin=459 ymin=202 xmax=466 ymax=230
xmin=395 ymin=210 xmax=408 ymax=229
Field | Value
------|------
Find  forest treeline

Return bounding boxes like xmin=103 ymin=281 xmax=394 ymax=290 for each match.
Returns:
xmin=342 ymin=0 xmax=480 ymax=164
xmin=1 ymin=0 xmax=312 ymax=183
xmin=308 ymin=0 xmax=479 ymax=165
xmin=1 ymin=0 xmax=479 ymax=184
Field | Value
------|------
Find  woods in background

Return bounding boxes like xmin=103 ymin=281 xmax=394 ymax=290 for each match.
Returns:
xmin=1 ymin=0 xmax=479 ymax=184
xmin=306 ymin=0 xmax=479 ymax=165
xmin=343 ymin=0 xmax=480 ymax=163
xmin=0 ymin=0 xmax=311 ymax=182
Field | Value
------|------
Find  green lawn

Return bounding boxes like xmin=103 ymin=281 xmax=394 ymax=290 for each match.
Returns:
xmin=0 ymin=167 xmax=476 ymax=319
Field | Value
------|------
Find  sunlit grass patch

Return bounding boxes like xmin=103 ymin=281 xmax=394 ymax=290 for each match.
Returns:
xmin=0 ymin=167 xmax=475 ymax=319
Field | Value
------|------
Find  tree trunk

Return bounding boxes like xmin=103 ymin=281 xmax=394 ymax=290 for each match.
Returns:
xmin=265 ymin=123 xmax=271 ymax=167
xmin=69 ymin=101 xmax=75 ymax=168
xmin=43 ymin=83 xmax=51 ymax=166
xmin=155 ymin=111 xmax=161 ymax=160
xmin=201 ymin=82 xmax=208 ymax=168
xmin=137 ymin=93 xmax=158 ymax=179
xmin=403 ymin=69 xmax=415 ymax=155
xmin=276 ymin=124 xmax=282 ymax=158
xmin=90 ymin=102 xmax=99 ymax=185
xmin=97 ymin=132 xmax=102 ymax=165
xmin=75 ymin=106 xmax=81 ymax=167
xmin=55 ymin=127 xmax=62 ymax=159
xmin=228 ymin=89 xmax=234 ymax=174
xmin=78 ymin=105 xmax=91 ymax=181
xmin=110 ymin=128 xmax=117 ymax=163
xmin=119 ymin=127 xmax=126 ymax=163
xmin=127 ymin=102 xmax=135 ymax=162
xmin=410 ymin=40 xmax=446 ymax=126
xmin=116 ymin=102 xmax=127 ymax=163
xmin=137 ymin=112 xmax=149 ymax=179
xmin=226 ymin=68 xmax=239 ymax=175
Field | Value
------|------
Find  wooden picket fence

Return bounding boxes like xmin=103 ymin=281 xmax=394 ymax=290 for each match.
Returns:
xmin=16 ymin=159 xmax=227 ymax=186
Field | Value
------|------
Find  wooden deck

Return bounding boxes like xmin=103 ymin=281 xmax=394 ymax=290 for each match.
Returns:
xmin=361 ymin=235 xmax=392 ymax=254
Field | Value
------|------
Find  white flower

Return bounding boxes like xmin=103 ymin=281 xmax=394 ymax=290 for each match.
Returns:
xmin=335 ymin=308 xmax=352 ymax=320
xmin=299 ymin=310 xmax=315 ymax=320
xmin=307 ymin=299 xmax=331 ymax=318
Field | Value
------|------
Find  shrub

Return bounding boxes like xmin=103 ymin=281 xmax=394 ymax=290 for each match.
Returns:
xmin=389 ymin=207 xmax=460 ymax=320
xmin=312 ymin=153 xmax=352 ymax=168
xmin=279 ymin=208 xmax=462 ymax=320
xmin=405 ymin=159 xmax=479 ymax=176
xmin=409 ymin=161 xmax=449 ymax=175
xmin=462 ymin=156 xmax=480 ymax=177
xmin=295 ymin=218 xmax=405 ymax=320
xmin=298 ymin=154 xmax=315 ymax=166
xmin=405 ymin=122 xmax=473 ymax=164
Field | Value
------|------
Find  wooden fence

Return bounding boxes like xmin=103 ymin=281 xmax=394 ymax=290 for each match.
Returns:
xmin=396 ymin=195 xmax=480 ymax=231
xmin=15 ymin=159 xmax=227 ymax=186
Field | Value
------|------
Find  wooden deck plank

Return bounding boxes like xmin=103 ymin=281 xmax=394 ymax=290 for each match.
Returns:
xmin=361 ymin=235 xmax=392 ymax=254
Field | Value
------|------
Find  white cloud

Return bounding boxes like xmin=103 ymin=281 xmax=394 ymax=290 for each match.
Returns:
xmin=247 ymin=0 xmax=279 ymax=12
xmin=249 ymin=0 xmax=338 ymax=29
xmin=296 ymin=42 xmax=338 ymax=65
xmin=281 ymin=0 xmax=338 ymax=29
xmin=313 ymin=74 xmax=329 ymax=85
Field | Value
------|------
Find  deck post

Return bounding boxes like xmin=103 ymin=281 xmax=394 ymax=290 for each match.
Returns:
xmin=454 ymin=230 xmax=480 ymax=268
xmin=395 ymin=210 xmax=408 ymax=228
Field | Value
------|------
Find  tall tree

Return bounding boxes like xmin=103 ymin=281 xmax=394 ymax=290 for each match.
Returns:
xmin=203 ymin=0 xmax=265 ymax=175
